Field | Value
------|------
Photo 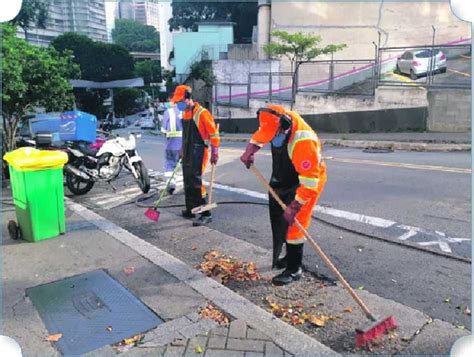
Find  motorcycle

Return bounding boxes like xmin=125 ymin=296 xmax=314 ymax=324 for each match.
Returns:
xmin=63 ymin=133 xmax=150 ymax=195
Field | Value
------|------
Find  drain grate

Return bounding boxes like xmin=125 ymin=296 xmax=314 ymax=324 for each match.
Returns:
xmin=27 ymin=269 xmax=163 ymax=355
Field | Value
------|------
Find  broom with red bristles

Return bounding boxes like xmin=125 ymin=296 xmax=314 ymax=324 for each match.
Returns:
xmin=250 ymin=164 xmax=397 ymax=348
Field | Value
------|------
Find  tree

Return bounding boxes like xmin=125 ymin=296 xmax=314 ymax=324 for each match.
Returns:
xmin=113 ymin=88 xmax=141 ymax=117
xmin=264 ymin=31 xmax=347 ymax=107
xmin=51 ymin=33 xmax=135 ymax=81
xmin=112 ymin=19 xmax=160 ymax=52
xmin=135 ymin=60 xmax=162 ymax=85
xmin=169 ymin=1 xmax=257 ymax=43
xmin=1 ymin=25 xmax=80 ymax=153
xmin=10 ymin=0 xmax=49 ymax=39
xmin=189 ymin=60 xmax=215 ymax=87
xmin=51 ymin=33 xmax=135 ymax=118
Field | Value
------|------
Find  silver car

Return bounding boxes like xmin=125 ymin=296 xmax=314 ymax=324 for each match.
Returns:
xmin=396 ymin=49 xmax=447 ymax=79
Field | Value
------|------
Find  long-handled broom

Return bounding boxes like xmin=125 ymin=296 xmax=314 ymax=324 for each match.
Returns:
xmin=144 ymin=159 xmax=181 ymax=222
xmin=191 ymin=163 xmax=217 ymax=214
xmin=250 ymin=164 xmax=397 ymax=347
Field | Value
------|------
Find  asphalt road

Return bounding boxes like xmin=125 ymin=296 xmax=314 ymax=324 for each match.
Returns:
xmin=74 ymin=130 xmax=472 ymax=329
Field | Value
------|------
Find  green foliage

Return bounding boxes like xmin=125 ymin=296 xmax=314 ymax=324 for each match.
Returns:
xmin=51 ymin=32 xmax=134 ymax=81
xmin=135 ymin=60 xmax=162 ymax=85
xmin=189 ymin=60 xmax=215 ymax=87
xmin=112 ymin=19 xmax=160 ymax=52
xmin=264 ymin=31 xmax=347 ymax=64
xmin=1 ymin=24 xmax=80 ymax=152
xmin=10 ymin=0 xmax=49 ymax=37
xmin=169 ymin=1 xmax=257 ymax=43
xmin=114 ymin=88 xmax=141 ymax=117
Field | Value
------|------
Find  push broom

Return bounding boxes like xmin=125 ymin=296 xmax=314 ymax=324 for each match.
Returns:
xmin=250 ymin=164 xmax=397 ymax=348
xmin=191 ymin=163 xmax=217 ymax=214
xmin=144 ymin=159 xmax=181 ymax=222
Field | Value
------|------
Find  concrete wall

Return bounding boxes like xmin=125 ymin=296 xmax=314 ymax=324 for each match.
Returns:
xmin=270 ymin=1 xmax=471 ymax=72
xmin=427 ymin=89 xmax=471 ymax=132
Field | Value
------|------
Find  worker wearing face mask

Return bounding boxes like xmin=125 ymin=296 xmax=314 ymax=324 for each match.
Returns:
xmin=170 ymin=85 xmax=220 ymax=226
xmin=240 ymin=104 xmax=327 ymax=285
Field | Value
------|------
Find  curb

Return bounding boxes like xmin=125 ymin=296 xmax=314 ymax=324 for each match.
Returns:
xmin=65 ymin=198 xmax=337 ymax=356
xmin=220 ymin=136 xmax=471 ymax=152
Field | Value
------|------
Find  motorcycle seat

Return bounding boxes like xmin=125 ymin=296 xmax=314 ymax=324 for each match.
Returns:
xmin=75 ymin=142 xmax=99 ymax=157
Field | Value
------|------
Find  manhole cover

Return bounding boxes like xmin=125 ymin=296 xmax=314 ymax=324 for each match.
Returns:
xmin=27 ymin=269 xmax=163 ymax=355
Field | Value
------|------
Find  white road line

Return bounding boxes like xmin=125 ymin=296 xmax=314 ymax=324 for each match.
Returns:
xmin=207 ymin=181 xmax=470 ymax=254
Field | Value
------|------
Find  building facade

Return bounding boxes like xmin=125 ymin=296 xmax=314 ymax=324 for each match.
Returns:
xmin=18 ymin=0 xmax=108 ymax=46
xmin=117 ymin=0 xmax=160 ymax=31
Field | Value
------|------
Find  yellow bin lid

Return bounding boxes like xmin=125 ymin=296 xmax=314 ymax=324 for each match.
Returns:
xmin=3 ymin=147 xmax=68 ymax=171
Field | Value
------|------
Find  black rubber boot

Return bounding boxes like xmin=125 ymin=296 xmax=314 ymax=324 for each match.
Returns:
xmin=192 ymin=210 xmax=212 ymax=226
xmin=275 ymin=255 xmax=287 ymax=269
xmin=182 ymin=210 xmax=196 ymax=219
xmin=272 ymin=244 xmax=303 ymax=286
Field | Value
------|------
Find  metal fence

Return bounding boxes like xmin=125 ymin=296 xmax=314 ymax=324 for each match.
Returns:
xmin=297 ymin=59 xmax=377 ymax=96
xmin=376 ymin=43 xmax=471 ymax=89
xmin=248 ymin=72 xmax=294 ymax=102
xmin=213 ymin=82 xmax=250 ymax=108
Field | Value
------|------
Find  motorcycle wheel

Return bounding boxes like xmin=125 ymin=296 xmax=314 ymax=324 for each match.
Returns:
xmin=65 ymin=172 xmax=95 ymax=195
xmin=133 ymin=161 xmax=150 ymax=194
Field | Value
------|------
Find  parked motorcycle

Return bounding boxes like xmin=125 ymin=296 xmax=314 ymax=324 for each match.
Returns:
xmin=63 ymin=133 xmax=150 ymax=195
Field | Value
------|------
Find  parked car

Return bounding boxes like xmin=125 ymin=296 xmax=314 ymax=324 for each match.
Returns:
xmin=139 ymin=112 xmax=155 ymax=130
xmin=396 ymin=49 xmax=447 ymax=80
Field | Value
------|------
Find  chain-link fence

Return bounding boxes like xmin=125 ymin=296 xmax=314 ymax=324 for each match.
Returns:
xmin=377 ymin=43 xmax=471 ymax=89
xmin=297 ymin=59 xmax=377 ymax=96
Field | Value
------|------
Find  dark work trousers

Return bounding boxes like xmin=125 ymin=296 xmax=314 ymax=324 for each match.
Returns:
xmin=182 ymin=117 xmax=209 ymax=215
xmin=268 ymin=136 xmax=300 ymax=266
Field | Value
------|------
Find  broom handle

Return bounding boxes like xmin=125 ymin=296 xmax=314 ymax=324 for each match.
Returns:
xmin=250 ymin=164 xmax=376 ymax=321
xmin=208 ymin=163 xmax=216 ymax=204
xmin=154 ymin=159 xmax=181 ymax=207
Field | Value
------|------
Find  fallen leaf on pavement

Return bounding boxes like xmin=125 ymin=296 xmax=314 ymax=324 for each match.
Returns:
xmin=343 ymin=307 xmax=353 ymax=313
xmin=444 ymin=297 xmax=451 ymax=303
xmin=123 ymin=266 xmax=135 ymax=276
xmin=457 ymin=325 xmax=465 ymax=330
xmin=308 ymin=315 xmax=326 ymax=327
xmin=192 ymin=246 xmax=197 ymax=251
xmin=198 ymin=250 xmax=261 ymax=285
xmin=46 ymin=334 xmax=62 ymax=342
xmin=199 ymin=303 xmax=229 ymax=326
xmin=357 ymin=286 xmax=365 ymax=290
xmin=106 ymin=326 xmax=113 ymax=332
xmin=464 ymin=307 xmax=471 ymax=316
xmin=195 ymin=345 xmax=204 ymax=353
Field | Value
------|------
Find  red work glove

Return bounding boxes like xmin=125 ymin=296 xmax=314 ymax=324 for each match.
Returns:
xmin=210 ymin=146 xmax=219 ymax=165
xmin=283 ymin=200 xmax=303 ymax=225
xmin=240 ymin=143 xmax=261 ymax=169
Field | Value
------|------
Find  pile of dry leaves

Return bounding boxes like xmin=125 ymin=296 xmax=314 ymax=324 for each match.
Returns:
xmin=264 ymin=296 xmax=339 ymax=327
xmin=198 ymin=250 xmax=261 ymax=285
xmin=199 ymin=303 xmax=230 ymax=326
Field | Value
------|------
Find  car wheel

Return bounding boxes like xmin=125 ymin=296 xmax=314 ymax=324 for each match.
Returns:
xmin=395 ymin=65 xmax=401 ymax=74
xmin=440 ymin=67 xmax=447 ymax=73
xmin=410 ymin=70 xmax=418 ymax=80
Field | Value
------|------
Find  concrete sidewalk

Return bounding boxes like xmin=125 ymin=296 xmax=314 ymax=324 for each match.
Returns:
xmin=1 ymin=195 xmax=334 ymax=356
xmin=2 ymin=190 xmax=468 ymax=356
xmin=220 ymin=132 xmax=471 ymax=152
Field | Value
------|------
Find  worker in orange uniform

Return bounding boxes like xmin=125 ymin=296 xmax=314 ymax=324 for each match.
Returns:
xmin=171 ymin=85 xmax=220 ymax=226
xmin=240 ymin=104 xmax=326 ymax=285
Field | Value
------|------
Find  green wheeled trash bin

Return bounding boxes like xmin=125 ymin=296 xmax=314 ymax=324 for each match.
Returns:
xmin=3 ymin=147 xmax=68 ymax=242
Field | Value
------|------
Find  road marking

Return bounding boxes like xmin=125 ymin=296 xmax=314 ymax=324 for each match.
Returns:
xmin=325 ymin=157 xmax=471 ymax=174
xmin=460 ymin=55 xmax=471 ymax=60
xmin=448 ymin=68 xmax=471 ymax=77
xmin=207 ymin=181 xmax=470 ymax=255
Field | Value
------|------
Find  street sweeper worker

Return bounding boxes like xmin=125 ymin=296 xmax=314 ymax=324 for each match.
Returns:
xmin=171 ymin=85 xmax=220 ymax=226
xmin=240 ymin=104 xmax=327 ymax=285
xmin=161 ymin=100 xmax=183 ymax=194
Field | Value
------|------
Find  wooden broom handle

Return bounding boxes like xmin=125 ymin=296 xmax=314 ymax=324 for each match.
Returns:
xmin=208 ymin=163 xmax=216 ymax=204
xmin=250 ymin=164 xmax=376 ymax=320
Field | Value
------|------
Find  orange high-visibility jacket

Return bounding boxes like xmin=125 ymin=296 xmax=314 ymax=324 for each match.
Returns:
xmin=182 ymin=103 xmax=220 ymax=147
xmin=251 ymin=111 xmax=326 ymax=205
